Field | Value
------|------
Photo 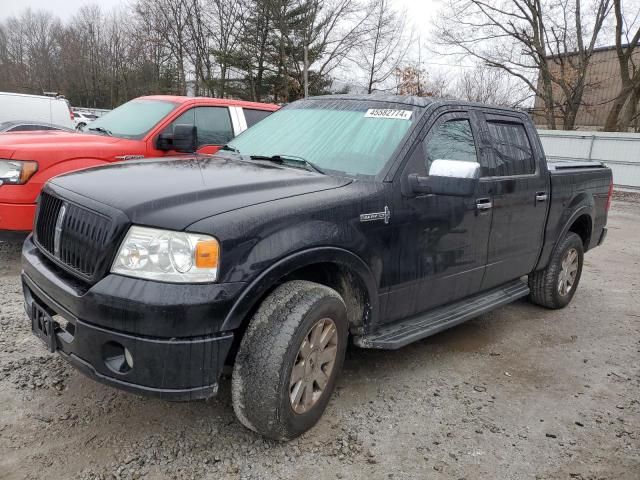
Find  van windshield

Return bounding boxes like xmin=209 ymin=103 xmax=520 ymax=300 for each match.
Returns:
xmin=86 ymin=99 xmax=177 ymax=139
xmin=227 ymin=99 xmax=418 ymax=177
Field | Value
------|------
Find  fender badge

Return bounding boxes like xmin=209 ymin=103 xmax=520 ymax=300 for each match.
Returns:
xmin=360 ymin=206 xmax=391 ymax=224
xmin=115 ymin=155 xmax=145 ymax=161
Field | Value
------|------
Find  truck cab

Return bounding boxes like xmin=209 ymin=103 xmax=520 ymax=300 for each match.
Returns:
xmin=0 ymin=95 xmax=278 ymax=232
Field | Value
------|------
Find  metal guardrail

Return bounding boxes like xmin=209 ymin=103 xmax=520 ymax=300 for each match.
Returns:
xmin=538 ymin=129 xmax=640 ymax=191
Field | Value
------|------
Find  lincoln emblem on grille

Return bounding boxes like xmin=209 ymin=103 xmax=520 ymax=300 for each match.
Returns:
xmin=53 ymin=202 xmax=67 ymax=258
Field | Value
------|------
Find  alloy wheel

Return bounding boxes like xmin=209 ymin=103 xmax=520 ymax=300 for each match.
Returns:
xmin=289 ymin=317 xmax=338 ymax=414
xmin=558 ymin=247 xmax=579 ymax=296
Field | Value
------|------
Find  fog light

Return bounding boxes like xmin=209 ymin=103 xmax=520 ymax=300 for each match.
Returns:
xmin=124 ymin=347 xmax=134 ymax=368
xmin=103 ymin=341 xmax=133 ymax=374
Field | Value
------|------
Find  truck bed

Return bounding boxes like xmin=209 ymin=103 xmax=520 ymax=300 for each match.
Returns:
xmin=546 ymin=159 xmax=608 ymax=171
xmin=535 ymin=159 xmax=612 ymax=273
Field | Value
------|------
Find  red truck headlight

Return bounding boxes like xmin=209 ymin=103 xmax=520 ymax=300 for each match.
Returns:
xmin=0 ymin=160 xmax=38 ymax=185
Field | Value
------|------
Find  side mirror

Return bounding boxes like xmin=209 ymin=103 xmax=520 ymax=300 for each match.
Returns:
xmin=408 ymin=159 xmax=480 ymax=197
xmin=156 ymin=124 xmax=198 ymax=153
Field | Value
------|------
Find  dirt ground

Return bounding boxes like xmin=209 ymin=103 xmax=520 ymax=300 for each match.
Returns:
xmin=0 ymin=199 xmax=638 ymax=480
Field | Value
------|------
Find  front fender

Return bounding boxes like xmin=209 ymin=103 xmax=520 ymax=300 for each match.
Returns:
xmin=0 ymin=158 xmax=112 ymax=205
xmin=220 ymin=247 xmax=379 ymax=332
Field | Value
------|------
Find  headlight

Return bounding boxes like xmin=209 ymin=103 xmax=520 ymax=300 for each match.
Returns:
xmin=111 ymin=226 xmax=220 ymax=283
xmin=0 ymin=160 xmax=38 ymax=185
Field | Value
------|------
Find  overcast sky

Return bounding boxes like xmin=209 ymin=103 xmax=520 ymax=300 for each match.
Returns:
xmin=0 ymin=0 xmax=441 ymax=30
xmin=1 ymin=0 xmax=127 ymax=18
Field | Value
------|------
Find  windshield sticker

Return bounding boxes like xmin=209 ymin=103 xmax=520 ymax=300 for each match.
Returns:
xmin=364 ymin=109 xmax=413 ymax=120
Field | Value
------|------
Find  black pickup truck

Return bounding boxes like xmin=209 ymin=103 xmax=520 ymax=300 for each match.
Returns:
xmin=22 ymin=94 xmax=612 ymax=440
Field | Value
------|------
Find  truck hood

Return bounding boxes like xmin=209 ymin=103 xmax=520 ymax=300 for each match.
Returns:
xmin=0 ymin=130 xmax=127 ymax=159
xmin=49 ymin=155 xmax=353 ymax=230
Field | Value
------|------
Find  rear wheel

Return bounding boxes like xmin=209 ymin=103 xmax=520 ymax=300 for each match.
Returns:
xmin=529 ymin=232 xmax=584 ymax=309
xmin=231 ymin=280 xmax=348 ymax=440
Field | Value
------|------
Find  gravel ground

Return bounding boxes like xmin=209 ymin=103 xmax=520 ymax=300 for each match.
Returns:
xmin=0 ymin=200 xmax=639 ymax=480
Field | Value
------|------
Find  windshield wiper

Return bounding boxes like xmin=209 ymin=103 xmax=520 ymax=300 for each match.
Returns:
xmin=249 ymin=154 xmax=325 ymax=174
xmin=220 ymin=144 xmax=240 ymax=153
xmin=88 ymin=126 xmax=113 ymax=136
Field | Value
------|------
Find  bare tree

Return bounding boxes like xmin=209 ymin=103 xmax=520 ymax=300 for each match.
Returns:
xmin=433 ymin=0 xmax=612 ymax=130
xmin=0 ymin=1 xmax=385 ymax=107
xmin=603 ymin=0 xmax=640 ymax=131
xmin=353 ymin=0 xmax=410 ymax=94
xmin=232 ymin=0 xmax=274 ymax=101
xmin=453 ymin=66 xmax=532 ymax=107
xmin=286 ymin=0 xmax=369 ymax=98
xmin=0 ymin=15 xmax=29 ymax=92
xmin=182 ymin=0 xmax=240 ymax=96
xmin=5 ymin=9 xmax=63 ymax=94
xmin=193 ymin=0 xmax=244 ymax=97
xmin=393 ymin=64 xmax=450 ymax=98
xmin=64 ymin=6 xmax=108 ymax=107
xmin=135 ymin=0 xmax=191 ymax=95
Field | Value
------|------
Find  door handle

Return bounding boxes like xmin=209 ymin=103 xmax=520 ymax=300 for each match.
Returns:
xmin=535 ymin=192 xmax=548 ymax=202
xmin=476 ymin=198 xmax=492 ymax=211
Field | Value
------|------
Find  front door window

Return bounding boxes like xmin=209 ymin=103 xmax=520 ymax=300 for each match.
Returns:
xmin=164 ymin=107 xmax=234 ymax=148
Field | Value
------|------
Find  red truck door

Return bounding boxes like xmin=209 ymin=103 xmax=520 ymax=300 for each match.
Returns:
xmin=150 ymin=106 xmax=235 ymax=156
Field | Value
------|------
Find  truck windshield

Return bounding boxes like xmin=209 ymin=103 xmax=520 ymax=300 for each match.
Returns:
xmin=86 ymin=99 xmax=177 ymax=140
xmin=227 ymin=99 xmax=418 ymax=177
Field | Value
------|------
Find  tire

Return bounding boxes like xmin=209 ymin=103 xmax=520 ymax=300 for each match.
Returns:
xmin=231 ymin=280 xmax=348 ymax=441
xmin=529 ymin=232 xmax=584 ymax=309
xmin=76 ymin=122 xmax=86 ymax=131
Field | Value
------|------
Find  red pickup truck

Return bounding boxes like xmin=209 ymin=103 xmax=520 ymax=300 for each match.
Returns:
xmin=0 ymin=95 xmax=279 ymax=233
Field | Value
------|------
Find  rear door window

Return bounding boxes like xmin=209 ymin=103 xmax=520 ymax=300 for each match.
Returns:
xmin=485 ymin=121 xmax=535 ymax=176
xmin=243 ymin=108 xmax=272 ymax=128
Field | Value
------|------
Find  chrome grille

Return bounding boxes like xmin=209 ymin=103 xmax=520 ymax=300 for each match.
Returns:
xmin=35 ymin=192 xmax=113 ymax=280
xmin=35 ymin=192 xmax=64 ymax=253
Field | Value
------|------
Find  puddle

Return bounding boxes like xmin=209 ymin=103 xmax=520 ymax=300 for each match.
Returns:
xmin=424 ymin=318 xmax=498 ymax=352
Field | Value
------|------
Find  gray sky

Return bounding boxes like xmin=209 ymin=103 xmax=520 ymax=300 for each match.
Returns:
xmin=1 ymin=0 xmax=127 ymax=19
xmin=1 ymin=0 xmax=441 ymax=28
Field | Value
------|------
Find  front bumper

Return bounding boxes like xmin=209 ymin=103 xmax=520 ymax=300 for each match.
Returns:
xmin=0 ymin=202 xmax=36 ymax=231
xmin=22 ymin=236 xmax=243 ymax=401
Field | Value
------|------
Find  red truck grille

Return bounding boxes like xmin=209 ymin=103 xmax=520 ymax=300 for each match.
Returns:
xmin=35 ymin=192 xmax=114 ymax=281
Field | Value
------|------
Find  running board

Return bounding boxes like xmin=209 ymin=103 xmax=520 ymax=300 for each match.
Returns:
xmin=354 ymin=279 xmax=530 ymax=350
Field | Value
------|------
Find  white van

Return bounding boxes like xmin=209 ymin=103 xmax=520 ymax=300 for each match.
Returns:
xmin=0 ymin=92 xmax=75 ymax=130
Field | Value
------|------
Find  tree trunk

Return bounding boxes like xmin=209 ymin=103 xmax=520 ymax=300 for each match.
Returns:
xmin=279 ymin=27 xmax=288 ymax=102
xmin=303 ymin=43 xmax=309 ymax=98
xmin=220 ymin=64 xmax=227 ymax=98
xmin=563 ymin=82 xmax=586 ymax=130
xmin=541 ymin=71 xmax=556 ymax=130
xmin=619 ymin=84 xmax=640 ymax=131
xmin=604 ymin=83 xmax=634 ymax=131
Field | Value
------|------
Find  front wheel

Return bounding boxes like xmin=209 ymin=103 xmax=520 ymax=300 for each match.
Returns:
xmin=529 ymin=232 xmax=584 ymax=309
xmin=231 ymin=280 xmax=348 ymax=440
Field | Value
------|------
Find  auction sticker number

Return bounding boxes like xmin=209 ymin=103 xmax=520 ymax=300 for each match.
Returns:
xmin=364 ymin=109 xmax=413 ymax=120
